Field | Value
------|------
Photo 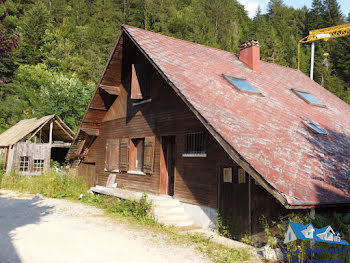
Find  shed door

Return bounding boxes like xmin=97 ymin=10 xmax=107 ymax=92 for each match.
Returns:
xmin=218 ymin=166 xmax=250 ymax=238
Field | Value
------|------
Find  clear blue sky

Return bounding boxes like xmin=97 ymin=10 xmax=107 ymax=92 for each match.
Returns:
xmin=238 ymin=0 xmax=350 ymax=19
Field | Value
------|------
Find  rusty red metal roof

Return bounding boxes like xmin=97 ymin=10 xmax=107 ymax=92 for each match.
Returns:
xmin=123 ymin=25 xmax=350 ymax=206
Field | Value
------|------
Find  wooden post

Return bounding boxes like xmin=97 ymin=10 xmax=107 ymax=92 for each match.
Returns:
xmin=49 ymin=121 xmax=53 ymax=144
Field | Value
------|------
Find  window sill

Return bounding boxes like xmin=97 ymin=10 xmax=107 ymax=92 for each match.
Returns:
xmin=104 ymin=168 xmax=120 ymax=173
xmin=182 ymin=153 xmax=207 ymax=158
xmin=132 ymin=98 xmax=152 ymax=106
xmin=127 ymin=170 xmax=146 ymax=175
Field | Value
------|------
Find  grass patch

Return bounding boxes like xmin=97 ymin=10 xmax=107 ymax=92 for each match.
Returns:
xmin=1 ymin=170 xmax=251 ymax=263
xmin=0 ymin=170 xmax=89 ymax=198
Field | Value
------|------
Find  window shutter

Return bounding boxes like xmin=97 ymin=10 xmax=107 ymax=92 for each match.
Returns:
xmin=105 ymin=139 xmax=119 ymax=171
xmin=131 ymin=64 xmax=143 ymax=99
xmin=119 ymin=138 xmax=129 ymax=171
xmin=143 ymin=136 xmax=155 ymax=174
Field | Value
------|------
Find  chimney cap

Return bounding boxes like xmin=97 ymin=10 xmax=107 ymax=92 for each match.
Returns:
xmin=240 ymin=40 xmax=259 ymax=50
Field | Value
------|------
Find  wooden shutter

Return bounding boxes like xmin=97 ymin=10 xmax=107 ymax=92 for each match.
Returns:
xmin=119 ymin=138 xmax=129 ymax=171
xmin=105 ymin=139 xmax=119 ymax=171
xmin=131 ymin=64 xmax=143 ymax=99
xmin=143 ymin=136 xmax=155 ymax=174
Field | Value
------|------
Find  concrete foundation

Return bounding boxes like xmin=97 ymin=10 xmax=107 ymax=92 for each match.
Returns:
xmin=180 ymin=202 xmax=217 ymax=230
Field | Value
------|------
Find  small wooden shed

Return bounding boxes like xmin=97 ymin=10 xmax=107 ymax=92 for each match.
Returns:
xmin=0 ymin=115 xmax=75 ymax=175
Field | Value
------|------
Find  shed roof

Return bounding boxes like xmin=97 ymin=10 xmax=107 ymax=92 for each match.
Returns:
xmin=122 ymin=25 xmax=350 ymax=207
xmin=0 ymin=115 xmax=75 ymax=147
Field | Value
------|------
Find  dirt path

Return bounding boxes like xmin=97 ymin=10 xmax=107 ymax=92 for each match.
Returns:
xmin=0 ymin=190 xmax=212 ymax=263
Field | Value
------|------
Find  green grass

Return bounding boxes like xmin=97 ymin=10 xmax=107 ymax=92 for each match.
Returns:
xmin=0 ymin=170 xmax=89 ymax=198
xmin=0 ymin=170 xmax=251 ymax=263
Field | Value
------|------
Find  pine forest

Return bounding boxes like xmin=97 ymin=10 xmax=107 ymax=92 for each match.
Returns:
xmin=0 ymin=0 xmax=349 ymax=132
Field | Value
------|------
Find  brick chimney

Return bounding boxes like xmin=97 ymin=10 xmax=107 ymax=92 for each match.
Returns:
xmin=239 ymin=40 xmax=260 ymax=73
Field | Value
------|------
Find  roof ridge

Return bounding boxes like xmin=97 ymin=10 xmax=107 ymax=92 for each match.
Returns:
xmin=122 ymin=24 xmax=240 ymax=60
xmin=122 ymin=24 xmax=311 ymax=76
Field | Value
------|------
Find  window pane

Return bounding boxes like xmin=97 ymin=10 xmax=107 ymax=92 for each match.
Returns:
xmin=295 ymin=90 xmax=325 ymax=106
xmin=223 ymin=74 xmax=261 ymax=94
xmin=302 ymin=118 xmax=327 ymax=135
xmin=132 ymin=138 xmax=144 ymax=171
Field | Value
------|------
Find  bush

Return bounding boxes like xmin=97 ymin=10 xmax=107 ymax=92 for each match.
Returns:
xmin=217 ymin=213 xmax=233 ymax=239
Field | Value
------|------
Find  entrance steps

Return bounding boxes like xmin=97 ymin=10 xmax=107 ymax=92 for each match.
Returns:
xmin=151 ymin=197 xmax=196 ymax=228
xmin=90 ymin=186 xmax=198 ymax=229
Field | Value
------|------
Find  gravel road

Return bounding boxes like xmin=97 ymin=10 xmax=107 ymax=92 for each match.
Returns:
xmin=0 ymin=190 xmax=212 ymax=263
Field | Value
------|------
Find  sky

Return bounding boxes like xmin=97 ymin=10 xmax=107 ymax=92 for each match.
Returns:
xmin=238 ymin=0 xmax=350 ymax=19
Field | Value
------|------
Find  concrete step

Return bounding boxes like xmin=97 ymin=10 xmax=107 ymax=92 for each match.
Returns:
xmin=160 ymin=218 xmax=195 ymax=227
xmin=152 ymin=199 xmax=181 ymax=207
xmin=155 ymin=213 xmax=192 ymax=222
xmin=152 ymin=206 xmax=185 ymax=215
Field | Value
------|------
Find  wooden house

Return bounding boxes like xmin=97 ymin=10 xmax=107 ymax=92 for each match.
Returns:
xmin=0 ymin=115 xmax=74 ymax=175
xmin=68 ymin=25 xmax=350 ymax=237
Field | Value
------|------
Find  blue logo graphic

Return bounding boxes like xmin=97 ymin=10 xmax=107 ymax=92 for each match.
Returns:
xmin=283 ymin=221 xmax=349 ymax=245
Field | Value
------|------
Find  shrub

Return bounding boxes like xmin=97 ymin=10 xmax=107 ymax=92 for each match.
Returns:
xmin=216 ymin=213 xmax=233 ymax=239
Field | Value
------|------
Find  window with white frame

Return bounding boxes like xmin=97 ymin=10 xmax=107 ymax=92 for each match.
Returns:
xmin=19 ymin=156 xmax=29 ymax=172
xmin=33 ymin=159 xmax=44 ymax=172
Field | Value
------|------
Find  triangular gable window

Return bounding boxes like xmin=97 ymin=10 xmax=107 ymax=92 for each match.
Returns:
xmin=131 ymin=64 xmax=151 ymax=104
xmin=223 ymin=74 xmax=261 ymax=94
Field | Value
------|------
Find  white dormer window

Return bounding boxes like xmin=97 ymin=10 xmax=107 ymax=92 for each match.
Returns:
xmin=301 ymin=225 xmax=315 ymax=239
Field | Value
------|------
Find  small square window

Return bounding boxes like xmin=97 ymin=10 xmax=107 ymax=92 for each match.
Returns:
xmin=183 ymin=131 xmax=206 ymax=157
xmin=292 ymin=89 xmax=325 ymax=107
xmin=33 ymin=159 xmax=45 ymax=172
xmin=238 ymin=169 xmax=246 ymax=184
xmin=19 ymin=156 xmax=29 ymax=172
xmin=223 ymin=74 xmax=261 ymax=94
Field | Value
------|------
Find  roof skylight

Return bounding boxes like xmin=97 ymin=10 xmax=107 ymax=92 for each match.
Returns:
xmin=292 ymin=89 xmax=325 ymax=107
xmin=223 ymin=74 xmax=261 ymax=94
xmin=302 ymin=117 xmax=327 ymax=135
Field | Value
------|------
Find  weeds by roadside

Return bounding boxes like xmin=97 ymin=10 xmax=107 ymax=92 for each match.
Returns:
xmin=1 ymin=170 xmax=89 ymax=198
xmin=0 ymin=171 xmax=251 ymax=263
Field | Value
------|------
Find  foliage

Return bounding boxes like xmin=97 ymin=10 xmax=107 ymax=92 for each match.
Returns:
xmin=0 ymin=0 xmax=19 ymax=58
xmin=0 ymin=0 xmax=348 ymax=131
xmin=216 ymin=213 xmax=233 ymax=239
xmin=1 ymin=170 xmax=89 ymax=198
xmin=39 ymin=74 xmax=95 ymax=130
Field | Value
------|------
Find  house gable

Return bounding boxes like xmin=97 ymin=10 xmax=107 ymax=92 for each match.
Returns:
xmin=284 ymin=224 xmax=297 ymax=244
